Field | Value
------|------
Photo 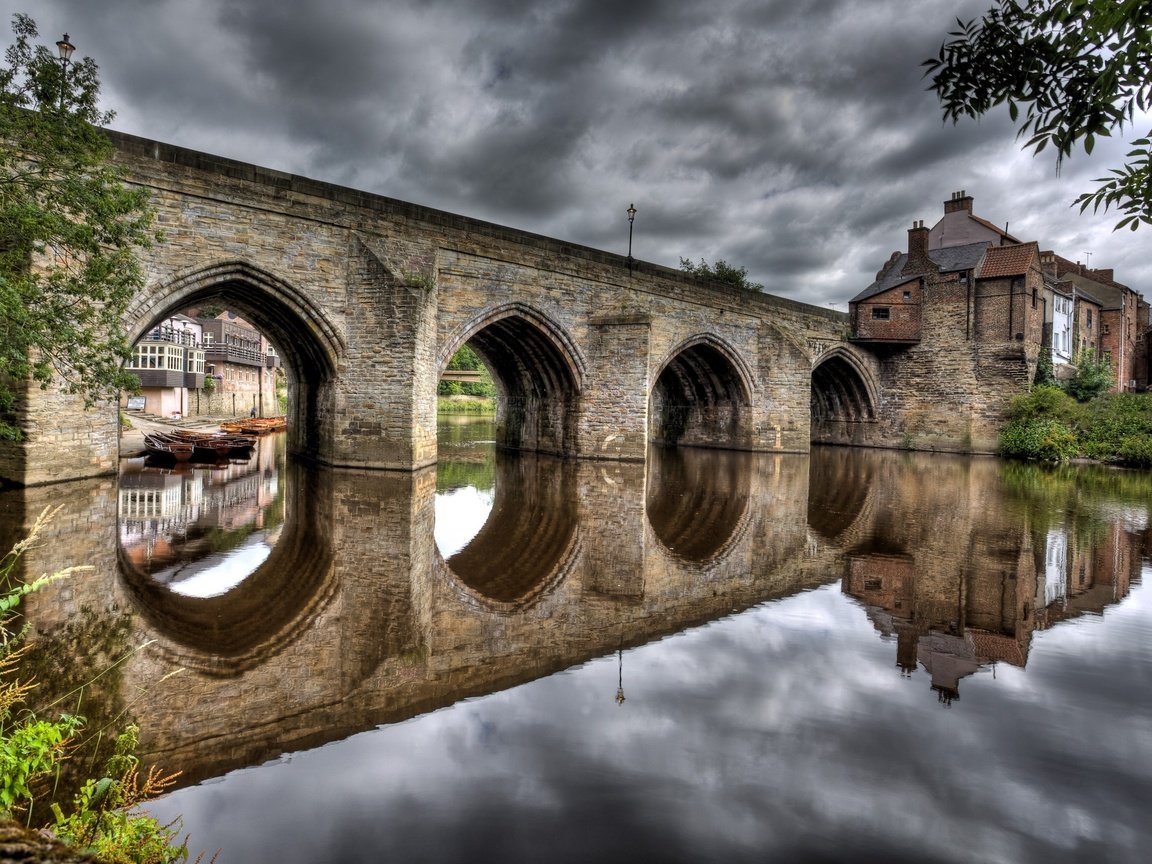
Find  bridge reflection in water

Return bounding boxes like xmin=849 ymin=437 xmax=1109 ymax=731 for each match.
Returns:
xmin=1 ymin=424 xmax=1149 ymax=860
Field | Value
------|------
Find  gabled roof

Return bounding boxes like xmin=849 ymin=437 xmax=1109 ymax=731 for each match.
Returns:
xmin=851 ymin=241 xmax=988 ymax=303
xmin=978 ymin=241 xmax=1039 ymax=279
xmin=968 ymin=214 xmax=1021 ymax=245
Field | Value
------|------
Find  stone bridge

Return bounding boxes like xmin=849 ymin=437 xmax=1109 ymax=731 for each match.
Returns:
xmin=1 ymin=131 xmax=882 ymax=486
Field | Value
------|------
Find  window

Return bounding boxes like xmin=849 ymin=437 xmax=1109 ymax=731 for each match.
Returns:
xmin=871 ymin=307 xmax=890 ymax=320
xmin=902 ymin=291 xmax=911 ymax=301
xmin=1031 ymin=287 xmax=1038 ymax=309
xmin=1104 ymin=324 xmax=1111 ymax=335
xmin=1086 ymin=309 xmax=1093 ymax=328
xmin=128 ymin=343 xmax=184 ymax=371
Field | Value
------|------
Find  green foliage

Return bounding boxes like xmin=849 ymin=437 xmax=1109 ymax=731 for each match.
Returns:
xmin=925 ymin=0 xmax=1152 ymax=229
xmin=679 ymin=257 xmax=764 ymax=291
xmin=50 ymin=725 xmax=189 ymax=864
xmin=1076 ymin=393 xmax=1152 ymax=464
xmin=1033 ymin=348 xmax=1056 ymax=386
xmin=998 ymin=417 xmax=1079 ymax=463
xmin=1007 ymin=384 xmax=1078 ymax=423
xmin=1001 ymin=386 xmax=1152 ymax=466
xmin=438 ymin=344 xmax=496 ymax=398
xmin=402 ymin=271 xmax=434 ymax=291
xmin=0 ymin=710 xmax=83 ymax=811
xmin=1065 ymin=348 xmax=1113 ymax=401
xmin=201 ymin=375 xmax=215 ymax=393
xmin=0 ymin=14 xmax=158 ymax=440
xmin=437 ymin=396 xmax=494 ymax=414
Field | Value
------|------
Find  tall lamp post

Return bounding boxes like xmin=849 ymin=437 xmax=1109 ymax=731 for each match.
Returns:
xmin=626 ymin=203 xmax=637 ymax=272
xmin=55 ymin=33 xmax=75 ymax=110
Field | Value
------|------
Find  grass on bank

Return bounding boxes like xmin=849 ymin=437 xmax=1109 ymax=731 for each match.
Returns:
xmin=999 ymin=385 xmax=1152 ymax=466
xmin=437 ymin=396 xmax=494 ymax=415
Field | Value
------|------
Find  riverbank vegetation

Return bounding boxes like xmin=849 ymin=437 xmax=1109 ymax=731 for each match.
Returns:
xmin=1 ymin=509 xmax=197 ymax=863
xmin=999 ymin=385 xmax=1152 ymax=466
xmin=438 ymin=345 xmax=495 ymax=414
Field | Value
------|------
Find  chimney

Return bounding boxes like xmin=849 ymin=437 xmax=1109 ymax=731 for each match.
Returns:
xmin=943 ymin=189 xmax=974 ymax=215
xmin=902 ymin=220 xmax=931 ymax=275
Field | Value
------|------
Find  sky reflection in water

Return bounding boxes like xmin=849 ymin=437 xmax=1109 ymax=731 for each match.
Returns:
xmin=116 ymin=419 xmax=1151 ymax=863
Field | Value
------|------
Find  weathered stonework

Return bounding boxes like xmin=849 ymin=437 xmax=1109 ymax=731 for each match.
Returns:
xmin=1 ymin=131 xmax=851 ymax=486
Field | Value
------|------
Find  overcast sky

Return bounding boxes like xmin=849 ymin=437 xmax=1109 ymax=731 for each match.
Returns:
xmin=6 ymin=0 xmax=1149 ymax=309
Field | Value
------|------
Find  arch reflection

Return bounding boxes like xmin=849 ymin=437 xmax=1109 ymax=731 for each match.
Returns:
xmin=440 ymin=451 xmax=579 ymax=611
xmin=807 ymin=445 xmax=877 ymax=543
xmin=118 ymin=452 xmax=335 ymax=677
xmin=645 ymin=446 xmax=752 ymax=563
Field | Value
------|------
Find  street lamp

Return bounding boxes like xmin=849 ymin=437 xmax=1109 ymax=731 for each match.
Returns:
xmin=626 ymin=203 xmax=637 ymax=272
xmin=55 ymin=33 xmax=75 ymax=110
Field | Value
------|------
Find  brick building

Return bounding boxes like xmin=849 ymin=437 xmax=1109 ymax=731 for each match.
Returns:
xmin=124 ymin=311 xmax=281 ymax=419
xmin=851 ymin=190 xmax=1149 ymax=448
xmin=199 ymin=312 xmax=281 ymax=416
xmin=1040 ymin=254 xmax=1148 ymax=391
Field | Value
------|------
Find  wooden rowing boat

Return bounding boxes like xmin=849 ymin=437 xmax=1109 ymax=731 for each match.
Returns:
xmin=169 ymin=429 xmax=257 ymax=458
xmin=220 ymin=416 xmax=287 ymax=436
xmin=143 ymin=433 xmax=195 ymax=462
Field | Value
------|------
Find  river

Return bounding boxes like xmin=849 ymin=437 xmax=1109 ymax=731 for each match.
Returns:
xmin=2 ymin=417 xmax=1150 ymax=863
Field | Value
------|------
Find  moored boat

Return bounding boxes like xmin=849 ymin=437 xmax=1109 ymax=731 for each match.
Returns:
xmin=143 ymin=433 xmax=195 ymax=462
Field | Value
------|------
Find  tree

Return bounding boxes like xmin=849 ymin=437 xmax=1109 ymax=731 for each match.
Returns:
xmin=679 ymin=257 xmax=764 ymax=291
xmin=0 ymin=14 xmax=156 ymax=440
xmin=924 ymin=0 xmax=1152 ymax=230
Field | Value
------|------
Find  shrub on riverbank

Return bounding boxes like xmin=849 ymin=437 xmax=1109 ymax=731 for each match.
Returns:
xmin=999 ymin=387 xmax=1152 ymax=466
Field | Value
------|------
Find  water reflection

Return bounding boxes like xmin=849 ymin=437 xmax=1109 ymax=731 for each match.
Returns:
xmin=2 ymin=427 xmax=1149 ymax=863
xmin=118 ymin=435 xmax=285 ymax=595
xmin=116 ymin=435 xmax=337 ymax=676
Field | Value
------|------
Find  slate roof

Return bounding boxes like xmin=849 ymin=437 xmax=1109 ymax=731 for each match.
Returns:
xmin=979 ymin=241 xmax=1039 ymax=279
xmin=851 ymin=241 xmax=989 ymax=303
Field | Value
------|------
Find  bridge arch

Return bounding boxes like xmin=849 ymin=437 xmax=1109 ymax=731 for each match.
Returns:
xmin=441 ymin=303 xmax=584 ymax=456
xmin=125 ymin=261 xmax=346 ymax=459
xmin=810 ymin=346 xmax=880 ymax=446
xmin=649 ymin=335 xmax=754 ymax=449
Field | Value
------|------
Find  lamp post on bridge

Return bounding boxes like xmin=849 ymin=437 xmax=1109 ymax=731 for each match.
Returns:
xmin=626 ymin=203 xmax=637 ymax=272
xmin=55 ymin=33 xmax=75 ymax=111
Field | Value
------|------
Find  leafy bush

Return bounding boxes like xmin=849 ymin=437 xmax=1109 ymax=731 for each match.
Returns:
xmin=1007 ymin=384 xmax=1079 ymax=423
xmin=1065 ymin=349 xmax=1113 ymax=402
xmin=1116 ymin=435 xmax=1152 ymax=468
xmin=999 ymin=417 xmax=1079 ymax=463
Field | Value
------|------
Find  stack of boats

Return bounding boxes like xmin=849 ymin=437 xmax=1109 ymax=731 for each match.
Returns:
xmin=143 ymin=429 xmax=257 ymax=463
xmin=219 ymin=416 xmax=288 ymax=435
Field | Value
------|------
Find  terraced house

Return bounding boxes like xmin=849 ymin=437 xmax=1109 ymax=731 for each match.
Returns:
xmin=848 ymin=191 xmax=1149 ymax=451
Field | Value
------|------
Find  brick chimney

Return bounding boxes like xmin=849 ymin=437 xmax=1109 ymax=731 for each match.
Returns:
xmin=943 ymin=189 xmax=973 ymax=215
xmin=902 ymin=220 xmax=931 ymax=275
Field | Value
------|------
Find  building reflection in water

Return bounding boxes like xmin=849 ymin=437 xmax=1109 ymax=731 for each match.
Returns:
xmin=825 ymin=448 xmax=1148 ymax=704
xmin=118 ymin=435 xmax=285 ymax=595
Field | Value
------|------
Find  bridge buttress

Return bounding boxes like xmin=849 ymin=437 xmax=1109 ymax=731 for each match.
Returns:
xmin=577 ymin=315 xmax=652 ymax=461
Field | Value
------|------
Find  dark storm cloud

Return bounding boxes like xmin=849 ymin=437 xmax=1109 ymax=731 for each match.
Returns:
xmin=7 ymin=0 xmax=1149 ymax=308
